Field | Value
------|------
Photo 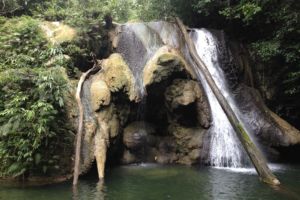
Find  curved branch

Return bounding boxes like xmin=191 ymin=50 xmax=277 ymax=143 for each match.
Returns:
xmin=73 ymin=65 xmax=100 ymax=185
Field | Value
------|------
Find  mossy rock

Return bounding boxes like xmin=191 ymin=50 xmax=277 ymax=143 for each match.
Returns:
xmin=165 ymin=79 xmax=202 ymax=109
xmin=101 ymin=53 xmax=137 ymax=101
xmin=90 ymin=74 xmax=111 ymax=111
xmin=40 ymin=21 xmax=76 ymax=44
xmin=143 ymin=46 xmax=196 ymax=87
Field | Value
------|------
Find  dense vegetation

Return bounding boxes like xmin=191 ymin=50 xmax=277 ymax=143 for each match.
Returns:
xmin=0 ymin=0 xmax=299 ymax=178
xmin=0 ymin=17 xmax=75 ymax=177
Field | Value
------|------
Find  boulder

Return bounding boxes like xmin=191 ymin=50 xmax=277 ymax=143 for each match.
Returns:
xmin=156 ymin=152 xmax=178 ymax=164
xmin=168 ymin=124 xmax=204 ymax=165
xmin=123 ymin=121 xmax=156 ymax=150
xmin=269 ymin=111 xmax=300 ymax=145
xmin=165 ymin=79 xmax=211 ymax=128
xmin=165 ymin=79 xmax=201 ymax=109
xmin=122 ymin=150 xmax=138 ymax=164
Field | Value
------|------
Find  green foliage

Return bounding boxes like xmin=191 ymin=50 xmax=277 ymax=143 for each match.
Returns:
xmin=0 ymin=16 xmax=74 ymax=177
xmin=134 ymin=0 xmax=175 ymax=21
xmin=0 ymin=16 xmax=77 ymax=76
xmin=27 ymin=0 xmax=134 ymax=23
xmin=0 ymin=16 xmax=49 ymax=71
xmin=251 ymin=41 xmax=280 ymax=62
xmin=0 ymin=67 xmax=72 ymax=177
xmin=219 ymin=2 xmax=262 ymax=22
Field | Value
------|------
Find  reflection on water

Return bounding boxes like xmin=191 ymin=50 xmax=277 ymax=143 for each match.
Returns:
xmin=0 ymin=164 xmax=300 ymax=200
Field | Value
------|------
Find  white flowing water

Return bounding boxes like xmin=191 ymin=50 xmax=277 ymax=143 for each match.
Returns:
xmin=191 ymin=29 xmax=246 ymax=168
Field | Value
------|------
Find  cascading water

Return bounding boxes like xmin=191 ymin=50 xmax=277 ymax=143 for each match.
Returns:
xmin=191 ymin=29 xmax=248 ymax=168
xmin=117 ymin=23 xmax=165 ymax=120
xmin=116 ymin=22 xmax=258 ymax=168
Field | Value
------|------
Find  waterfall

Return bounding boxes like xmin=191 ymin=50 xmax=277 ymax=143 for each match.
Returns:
xmin=116 ymin=22 xmax=254 ymax=168
xmin=191 ymin=29 xmax=248 ymax=168
xmin=117 ymin=23 xmax=165 ymax=120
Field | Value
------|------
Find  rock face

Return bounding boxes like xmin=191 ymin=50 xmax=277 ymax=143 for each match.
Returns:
xmin=101 ymin=53 xmax=137 ymax=101
xmin=165 ymin=79 xmax=211 ymax=128
xmin=143 ymin=46 xmax=196 ymax=87
xmin=90 ymin=76 xmax=111 ymax=111
xmin=212 ymin=30 xmax=300 ymax=158
xmin=74 ymin=21 xmax=300 ymax=179
xmin=121 ymin=121 xmax=205 ymax=165
xmin=77 ymin=22 xmax=213 ymax=177
xmin=79 ymin=53 xmax=134 ymax=178
xmin=123 ymin=121 xmax=156 ymax=150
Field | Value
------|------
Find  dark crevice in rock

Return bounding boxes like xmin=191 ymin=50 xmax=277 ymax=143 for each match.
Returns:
xmin=272 ymin=145 xmax=300 ymax=163
xmin=173 ymin=103 xmax=199 ymax=127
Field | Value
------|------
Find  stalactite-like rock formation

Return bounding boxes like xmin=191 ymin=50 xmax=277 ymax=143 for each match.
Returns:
xmin=70 ymin=20 xmax=300 ymax=185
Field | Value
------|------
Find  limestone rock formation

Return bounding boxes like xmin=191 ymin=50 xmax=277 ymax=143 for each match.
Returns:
xmin=101 ymin=53 xmax=137 ymax=101
xmin=73 ymin=21 xmax=300 ymax=181
xmin=169 ymin=124 xmax=204 ymax=165
xmin=165 ymin=79 xmax=211 ymax=128
xmin=123 ymin=121 xmax=156 ymax=150
xmin=76 ymin=23 xmax=213 ymax=178
xmin=79 ymin=53 xmax=136 ymax=178
xmin=90 ymin=75 xmax=111 ymax=111
xmin=121 ymin=121 xmax=205 ymax=166
xmin=269 ymin=110 xmax=300 ymax=145
xmin=143 ymin=46 xmax=196 ymax=87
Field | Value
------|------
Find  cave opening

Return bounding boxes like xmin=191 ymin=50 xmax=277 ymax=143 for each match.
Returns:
xmin=116 ymin=70 xmax=206 ymax=166
xmin=126 ymin=71 xmax=194 ymax=136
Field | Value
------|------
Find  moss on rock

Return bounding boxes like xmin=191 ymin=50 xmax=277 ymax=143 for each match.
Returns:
xmin=40 ymin=21 xmax=76 ymax=44
xmin=143 ymin=46 xmax=196 ymax=87
xmin=101 ymin=53 xmax=137 ymax=101
xmin=90 ymin=74 xmax=111 ymax=111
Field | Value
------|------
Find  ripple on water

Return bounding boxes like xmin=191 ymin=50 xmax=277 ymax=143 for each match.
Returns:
xmin=0 ymin=164 xmax=299 ymax=200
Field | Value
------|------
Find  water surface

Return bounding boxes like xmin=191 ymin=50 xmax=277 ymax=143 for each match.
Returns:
xmin=0 ymin=164 xmax=299 ymax=200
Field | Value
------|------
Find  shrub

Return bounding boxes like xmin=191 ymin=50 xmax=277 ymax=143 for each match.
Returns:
xmin=0 ymin=67 xmax=73 ymax=177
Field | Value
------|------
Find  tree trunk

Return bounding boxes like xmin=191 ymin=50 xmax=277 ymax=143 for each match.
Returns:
xmin=175 ymin=17 xmax=280 ymax=185
xmin=73 ymin=65 xmax=100 ymax=185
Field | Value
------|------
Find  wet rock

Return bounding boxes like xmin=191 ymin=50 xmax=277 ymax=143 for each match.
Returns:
xmin=90 ymin=74 xmax=111 ymax=111
xmin=234 ymin=85 xmax=300 ymax=147
xmin=189 ymin=149 xmax=201 ymax=161
xmin=165 ymin=79 xmax=211 ymax=128
xmin=101 ymin=53 xmax=137 ymax=101
xmin=156 ymin=152 xmax=178 ymax=164
xmin=123 ymin=121 xmax=156 ymax=150
xmin=143 ymin=46 xmax=196 ymax=87
xmin=168 ymin=124 xmax=204 ymax=165
xmin=269 ymin=111 xmax=300 ymax=145
xmin=122 ymin=150 xmax=138 ymax=164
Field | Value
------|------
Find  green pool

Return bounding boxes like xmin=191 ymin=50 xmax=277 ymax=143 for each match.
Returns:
xmin=0 ymin=164 xmax=299 ymax=200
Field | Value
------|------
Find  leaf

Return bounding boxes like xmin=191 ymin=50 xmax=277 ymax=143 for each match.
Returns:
xmin=35 ymin=153 xmax=42 ymax=165
xmin=7 ymin=162 xmax=26 ymax=177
